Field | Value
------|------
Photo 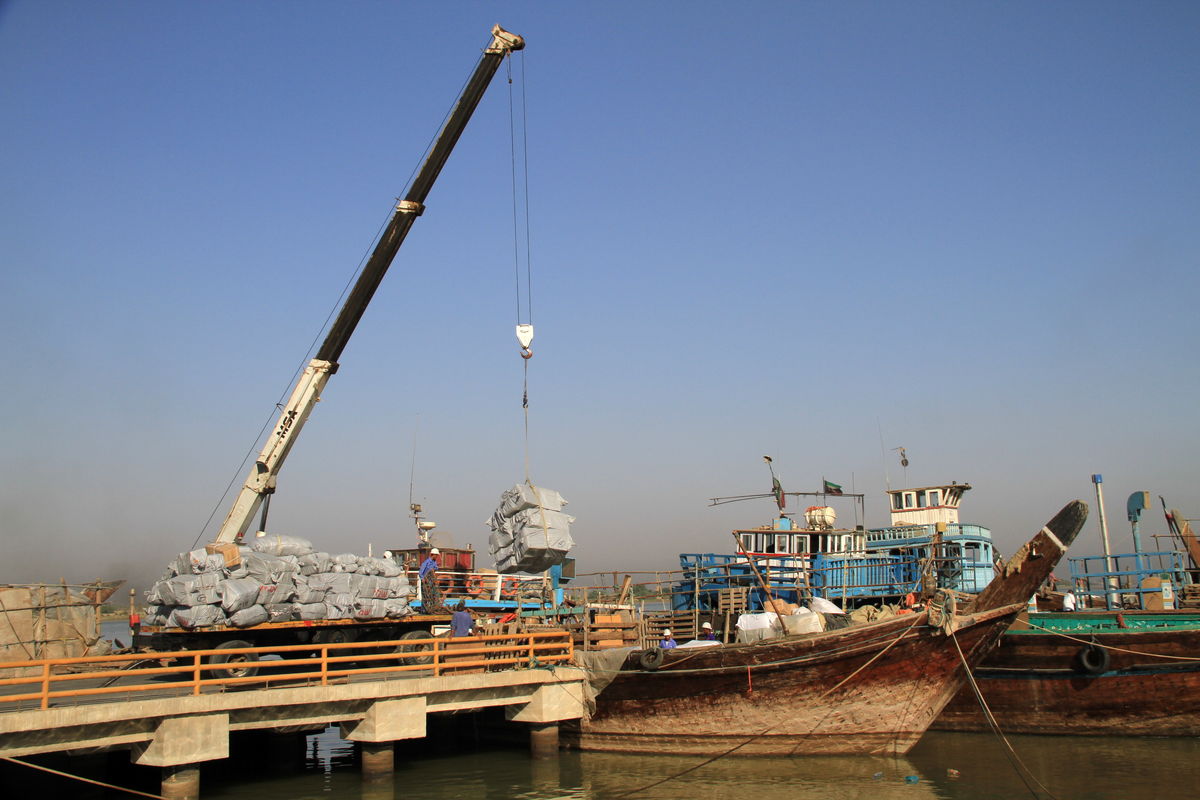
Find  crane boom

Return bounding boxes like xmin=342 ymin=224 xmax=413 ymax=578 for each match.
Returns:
xmin=214 ymin=25 xmax=525 ymax=545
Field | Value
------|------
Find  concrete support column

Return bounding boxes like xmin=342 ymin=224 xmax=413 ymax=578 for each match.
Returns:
xmin=360 ymin=742 xmax=394 ymax=781
xmin=160 ymin=764 xmax=200 ymax=800
xmin=528 ymin=722 xmax=559 ymax=759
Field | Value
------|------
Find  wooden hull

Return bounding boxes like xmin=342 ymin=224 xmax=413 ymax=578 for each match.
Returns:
xmin=568 ymin=500 xmax=1087 ymax=756
xmin=935 ymin=611 xmax=1200 ymax=736
xmin=567 ymin=603 xmax=1020 ymax=756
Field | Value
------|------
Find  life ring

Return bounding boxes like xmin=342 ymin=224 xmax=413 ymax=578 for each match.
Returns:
xmin=638 ymin=647 xmax=665 ymax=671
xmin=1076 ymin=644 xmax=1110 ymax=675
xmin=500 ymin=577 xmax=520 ymax=598
xmin=464 ymin=575 xmax=486 ymax=597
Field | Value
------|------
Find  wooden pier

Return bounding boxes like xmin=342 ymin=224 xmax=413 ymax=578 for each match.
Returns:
xmin=0 ymin=633 xmax=585 ymax=798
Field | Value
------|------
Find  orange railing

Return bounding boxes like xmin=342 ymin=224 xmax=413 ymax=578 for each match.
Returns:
xmin=0 ymin=631 xmax=573 ymax=712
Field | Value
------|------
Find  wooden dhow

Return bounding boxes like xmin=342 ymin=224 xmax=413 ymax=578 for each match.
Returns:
xmin=567 ymin=501 xmax=1088 ymax=756
xmin=935 ymin=609 xmax=1200 ymax=736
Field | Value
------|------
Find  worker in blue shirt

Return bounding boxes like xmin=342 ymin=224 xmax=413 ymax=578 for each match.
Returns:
xmin=417 ymin=547 xmax=447 ymax=613
xmin=451 ymin=601 xmax=474 ymax=637
xmin=660 ymin=629 xmax=677 ymax=649
xmin=698 ymin=621 xmax=716 ymax=640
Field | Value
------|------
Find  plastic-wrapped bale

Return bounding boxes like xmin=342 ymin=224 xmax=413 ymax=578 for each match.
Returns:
xmin=381 ymin=576 xmax=412 ymax=599
xmin=384 ymin=598 xmax=411 ymax=618
xmin=250 ymin=533 xmax=315 ymax=557
xmin=498 ymin=483 xmax=566 ymax=517
xmin=190 ymin=551 xmax=228 ymax=574
xmin=217 ymin=578 xmax=262 ymax=613
xmin=330 ymin=554 xmax=359 ymax=574
xmin=165 ymin=573 xmax=221 ymax=608
xmin=255 ymin=584 xmax=281 ymax=606
xmin=487 ymin=484 xmax=575 ymax=574
xmin=228 ymin=604 xmax=270 ymax=628
xmin=353 ymin=598 xmax=387 ymax=620
xmin=144 ymin=604 xmax=174 ymax=626
xmin=294 ymin=602 xmax=328 ymax=621
xmin=168 ymin=553 xmax=194 ymax=576
xmin=264 ymin=603 xmax=295 ymax=623
xmin=171 ymin=605 xmax=226 ymax=629
xmin=146 ymin=580 xmax=177 ymax=607
xmin=357 ymin=556 xmax=402 ymax=578
xmin=298 ymin=552 xmax=331 ymax=576
xmin=294 ymin=584 xmax=325 ymax=604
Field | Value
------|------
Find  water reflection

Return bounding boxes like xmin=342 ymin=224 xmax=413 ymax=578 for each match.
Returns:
xmin=910 ymin=731 xmax=1200 ymax=800
xmin=103 ymin=722 xmax=1200 ymax=800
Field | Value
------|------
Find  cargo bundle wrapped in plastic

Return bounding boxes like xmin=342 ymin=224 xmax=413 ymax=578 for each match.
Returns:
xmin=250 ymin=533 xmax=315 ymax=558
xmin=486 ymin=483 xmax=575 ymax=574
xmin=145 ymin=542 xmax=413 ymax=628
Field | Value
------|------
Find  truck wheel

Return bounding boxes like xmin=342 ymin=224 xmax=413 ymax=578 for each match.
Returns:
xmin=395 ymin=630 xmax=435 ymax=666
xmin=208 ymin=639 xmax=260 ymax=680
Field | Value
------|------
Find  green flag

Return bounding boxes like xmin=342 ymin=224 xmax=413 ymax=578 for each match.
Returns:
xmin=772 ymin=476 xmax=786 ymax=510
xmin=822 ymin=479 xmax=843 ymax=496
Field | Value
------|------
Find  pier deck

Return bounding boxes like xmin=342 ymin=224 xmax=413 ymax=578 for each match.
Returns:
xmin=0 ymin=632 xmax=585 ymax=766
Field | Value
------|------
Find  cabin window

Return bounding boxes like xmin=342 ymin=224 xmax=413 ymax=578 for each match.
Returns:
xmin=793 ymin=534 xmax=809 ymax=553
xmin=928 ymin=490 xmax=940 ymax=506
xmin=892 ymin=493 xmax=903 ymax=510
xmin=738 ymin=533 xmax=754 ymax=552
xmin=903 ymin=492 xmax=916 ymax=508
xmin=775 ymin=534 xmax=791 ymax=553
xmin=965 ymin=543 xmax=980 ymax=562
xmin=916 ymin=490 xmax=926 ymax=507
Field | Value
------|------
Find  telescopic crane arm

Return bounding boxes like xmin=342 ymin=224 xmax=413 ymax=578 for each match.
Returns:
xmin=213 ymin=25 xmax=525 ymax=545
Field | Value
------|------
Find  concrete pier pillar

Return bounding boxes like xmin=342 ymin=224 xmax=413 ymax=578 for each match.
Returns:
xmin=160 ymin=764 xmax=200 ymax=800
xmin=528 ymin=722 xmax=559 ymax=759
xmin=360 ymin=742 xmax=394 ymax=781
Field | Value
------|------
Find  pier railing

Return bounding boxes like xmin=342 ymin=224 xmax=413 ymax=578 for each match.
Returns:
xmin=0 ymin=631 xmax=573 ymax=712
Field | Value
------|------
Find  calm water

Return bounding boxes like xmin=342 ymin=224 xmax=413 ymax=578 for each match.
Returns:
xmin=36 ymin=622 xmax=1191 ymax=800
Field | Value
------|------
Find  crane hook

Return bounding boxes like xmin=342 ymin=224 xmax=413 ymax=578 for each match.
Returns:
xmin=516 ymin=324 xmax=534 ymax=360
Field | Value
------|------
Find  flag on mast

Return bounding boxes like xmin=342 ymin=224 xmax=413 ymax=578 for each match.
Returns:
xmin=822 ymin=478 xmax=843 ymax=496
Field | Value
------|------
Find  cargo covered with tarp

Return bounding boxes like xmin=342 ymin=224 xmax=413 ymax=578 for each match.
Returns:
xmin=143 ymin=533 xmax=413 ymax=630
xmin=0 ymin=581 xmax=122 ymax=677
xmin=486 ymin=484 xmax=575 ymax=574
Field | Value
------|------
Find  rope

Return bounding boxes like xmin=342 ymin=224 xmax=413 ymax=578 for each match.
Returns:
xmin=610 ymin=615 xmax=924 ymax=798
xmin=507 ymin=51 xmax=535 ymax=485
xmin=1 ymin=756 xmax=170 ymax=800
xmin=951 ymin=631 xmax=1058 ymax=800
xmin=1023 ymin=618 xmax=1200 ymax=662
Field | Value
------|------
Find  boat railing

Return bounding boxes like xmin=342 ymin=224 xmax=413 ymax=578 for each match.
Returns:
xmin=1068 ymin=550 xmax=1193 ymax=610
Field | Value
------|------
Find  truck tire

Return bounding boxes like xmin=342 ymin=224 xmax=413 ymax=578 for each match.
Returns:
xmin=396 ymin=630 xmax=435 ymax=666
xmin=208 ymin=639 xmax=260 ymax=680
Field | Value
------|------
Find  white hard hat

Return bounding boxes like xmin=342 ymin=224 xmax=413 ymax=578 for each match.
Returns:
xmin=662 ymin=629 xmax=671 ymax=637
xmin=430 ymin=548 xmax=440 ymax=555
xmin=701 ymin=622 xmax=712 ymax=629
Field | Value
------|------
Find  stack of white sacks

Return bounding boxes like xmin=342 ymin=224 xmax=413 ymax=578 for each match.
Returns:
xmin=143 ymin=534 xmax=413 ymax=629
xmin=486 ymin=484 xmax=575 ymax=574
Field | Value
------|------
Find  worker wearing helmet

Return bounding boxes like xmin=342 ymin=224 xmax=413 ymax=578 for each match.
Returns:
xmin=698 ymin=621 xmax=716 ymax=641
xmin=417 ymin=546 xmax=447 ymax=614
xmin=660 ymin=629 xmax=677 ymax=650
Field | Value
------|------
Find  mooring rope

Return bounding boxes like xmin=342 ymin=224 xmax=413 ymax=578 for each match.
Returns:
xmin=609 ymin=614 xmax=924 ymax=798
xmin=1 ymin=756 xmax=170 ymax=800
xmin=1022 ymin=617 xmax=1200 ymax=661
xmin=951 ymin=631 xmax=1058 ymax=800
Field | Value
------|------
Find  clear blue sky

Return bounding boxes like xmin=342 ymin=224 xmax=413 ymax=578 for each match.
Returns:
xmin=2 ymin=1 xmax=1197 ymax=590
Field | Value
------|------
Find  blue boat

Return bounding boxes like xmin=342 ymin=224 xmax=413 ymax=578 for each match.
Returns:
xmin=673 ymin=482 xmax=998 ymax=612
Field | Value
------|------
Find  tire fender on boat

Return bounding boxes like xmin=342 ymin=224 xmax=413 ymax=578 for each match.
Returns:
xmin=638 ymin=647 xmax=665 ymax=671
xmin=1076 ymin=643 xmax=1110 ymax=675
